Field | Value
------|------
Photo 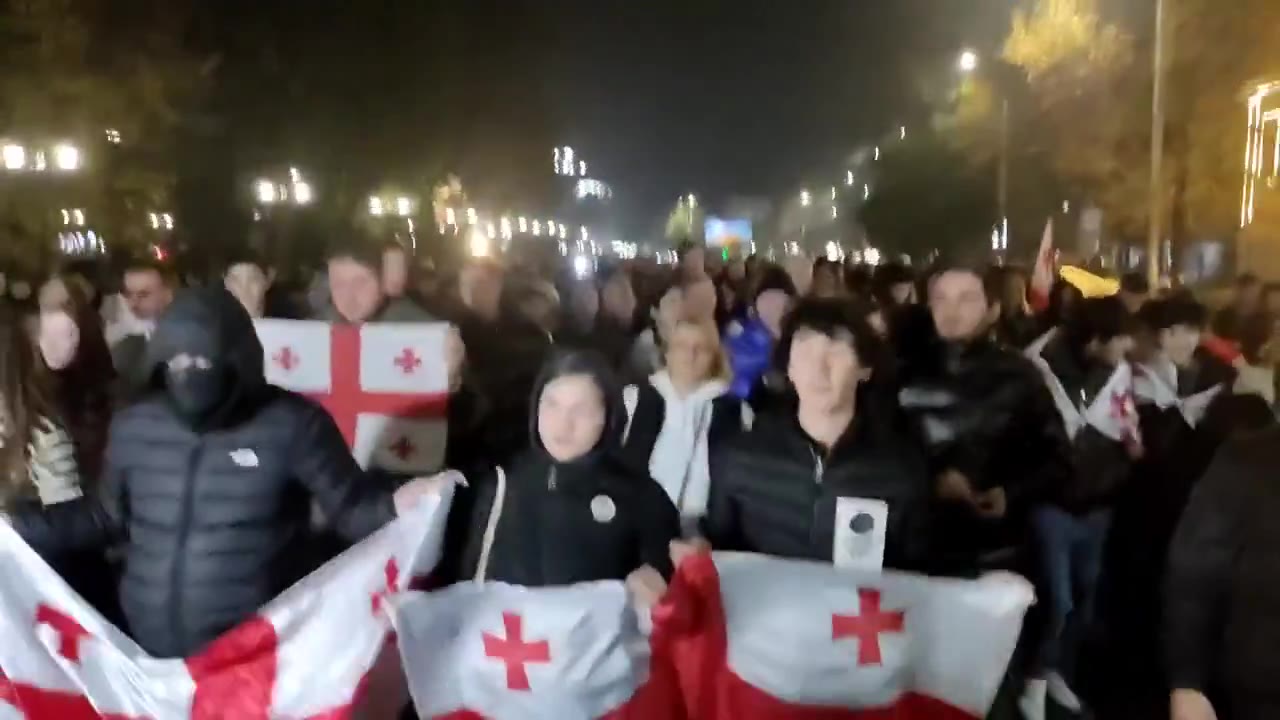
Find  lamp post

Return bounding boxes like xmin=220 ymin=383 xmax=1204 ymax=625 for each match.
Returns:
xmin=959 ymin=49 xmax=1009 ymax=252
xmin=1147 ymin=0 xmax=1168 ymax=287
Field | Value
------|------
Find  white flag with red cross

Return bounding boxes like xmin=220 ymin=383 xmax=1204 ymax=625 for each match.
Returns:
xmin=0 ymin=483 xmax=455 ymax=720
xmin=393 ymin=580 xmax=686 ymax=719
xmin=1025 ymin=329 xmax=1142 ymax=444
xmin=658 ymin=552 xmax=1034 ymax=720
xmin=254 ymin=319 xmax=450 ymax=473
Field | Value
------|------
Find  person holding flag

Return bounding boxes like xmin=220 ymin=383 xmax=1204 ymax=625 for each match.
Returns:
xmin=7 ymin=287 xmax=441 ymax=658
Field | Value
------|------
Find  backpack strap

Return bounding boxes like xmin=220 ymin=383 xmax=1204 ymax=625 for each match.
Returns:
xmin=473 ymin=466 xmax=507 ymax=582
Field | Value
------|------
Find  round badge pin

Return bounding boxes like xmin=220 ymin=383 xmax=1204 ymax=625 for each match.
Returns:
xmin=590 ymin=495 xmax=616 ymax=523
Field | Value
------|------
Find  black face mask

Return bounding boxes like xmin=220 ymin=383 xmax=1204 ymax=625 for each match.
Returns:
xmin=165 ymin=366 xmax=233 ymax=424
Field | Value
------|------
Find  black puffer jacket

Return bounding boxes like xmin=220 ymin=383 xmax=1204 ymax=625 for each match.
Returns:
xmin=701 ymin=409 xmax=931 ymax=571
xmin=14 ymin=288 xmax=395 ymax=658
xmin=437 ymin=351 xmax=681 ymax=587
xmin=1165 ymin=429 xmax=1280 ymax=720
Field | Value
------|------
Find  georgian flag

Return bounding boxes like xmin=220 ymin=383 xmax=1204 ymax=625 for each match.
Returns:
xmin=1133 ymin=359 xmax=1223 ymax=429
xmin=0 ymin=484 xmax=455 ymax=720
xmin=661 ymin=552 xmax=1034 ymax=720
xmin=1025 ymin=329 xmax=1141 ymax=443
xmin=393 ymin=581 xmax=684 ymax=719
xmin=254 ymin=320 xmax=450 ymax=473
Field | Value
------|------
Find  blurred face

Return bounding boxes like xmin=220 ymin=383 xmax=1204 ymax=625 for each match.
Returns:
xmin=123 ymin=269 xmax=172 ymax=321
xmin=890 ymin=282 xmax=916 ymax=306
xmin=601 ymin=274 xmax=636 ymax=325
xmin=666 ymin=322 xmax=719 ymax=387
xmin=38 ymin=310 xmax=80 ymax=370
xmin=537 ymin=374 xmax=607 ymax=462
xmin=224 ymin=263 xmax=270 ymax=319
xmin=787 ymin=327 xmax=870 ymax=413
xmin=1236 ymin=282 xmax=1262 ymax=312
xmin=727 ymin=261 xmax=746 ymax=282
xmin=1159 ymin=324 xmax=1201 ymax=367
xmin=1092 ymin=334 xmax=1136 ymax=366
xmin=570 ymin=282 xmax=599 ymax=325
xmin=755 ymin=289 xmax=791 ymax=338
xmin=683 ymin=278 xmax=717 ymax=323
xmin=929 ymin=270 xmax=992 ymax=342
xmin=382 ymin=248 xmax=409 ymax=297
xmin=459 ymin=264 xmax=504 ymax=322
xmin=38 ymin=277 xmax=70 ymax=312
xmin=327 ymin=257 xmax=384 ymax=325
xmin=811 ymin=266 xmax=843 ymax=298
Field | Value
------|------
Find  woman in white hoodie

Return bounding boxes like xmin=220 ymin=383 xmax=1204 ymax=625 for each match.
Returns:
xmin=621 ymin=318 xmax=747 ymax=533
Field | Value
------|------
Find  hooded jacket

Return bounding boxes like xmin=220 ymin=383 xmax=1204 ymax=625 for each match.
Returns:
xmin=13 ymin=288 xmax=395 ymax=658
xmin=437 ymin=351 xmax=681 ymax=588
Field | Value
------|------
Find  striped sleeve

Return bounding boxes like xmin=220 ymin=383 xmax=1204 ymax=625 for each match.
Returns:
xmin=27 ymin=420 xmax=84 ymax=506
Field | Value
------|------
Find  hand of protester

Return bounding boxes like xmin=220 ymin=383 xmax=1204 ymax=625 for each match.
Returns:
xmin=670 ymin=537 xmax=711 ymax=568
xmin=393 ymin=471 xmax=461 ymax=516
xmin=937 ymin=469 xmax=977 ymax=505
xmin=626 ymin=565 xmax=668 ymax=608
xmin=973 ymin=487 xmax=1007 ymax=519
xmin=445 ymin=325 xmax=465 ymax=393
xmin=1170 ymin=689 xmax=1217 ymax=720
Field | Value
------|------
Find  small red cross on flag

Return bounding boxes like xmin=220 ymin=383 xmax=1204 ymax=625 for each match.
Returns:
xmin=483 ymin=612 xmax=552 ymax=691
xmin=254 ymin=319 xmax=450 ymax=473
xmin=831 ymin=589 xmax=906 ymax=666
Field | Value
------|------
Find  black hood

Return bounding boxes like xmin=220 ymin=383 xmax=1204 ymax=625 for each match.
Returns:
xmin=144 ymin=287 xmax=265 ymax=409
xmin=526 ymin=349 xmax=625 ymax=467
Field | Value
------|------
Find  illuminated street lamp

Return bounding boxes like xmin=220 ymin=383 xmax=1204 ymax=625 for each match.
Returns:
xmin=800 ymin=190 xmax=811 ymax=207
xmin=500 ymin=217 xmax=513 ymax=239
xmin=105 ymin=128 xmax=122 ymax=145
xmin=255 ymin=179 xmax=277 ymax=204
xmin=558 ymin=223 xmax=567 ymax=240
xmin=396 ymin=196 xmax=413 ymax=217
xmin=845 ymin=170 xmax=854 ymax=186
xmin=369 ymin=197 xmax=385 ymax=216
xmin=958 ymin=49 xmax=979 ymax=73
xmin=2 ymin=144 xmax=25 ymax=170
xmin=532 ymin=220 xmax=543 ymax=236
xmin=518 ymin=216 xmax=528 ymax=233
xmin=466 ymin=207 xmax=478 ymax=224
xmin=293 ymin=181 xmax=313 ymax=204
xmin=52 ymin=143 xmax=80 ymax=171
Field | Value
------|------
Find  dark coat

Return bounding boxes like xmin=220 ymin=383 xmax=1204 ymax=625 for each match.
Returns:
xmin=700 ymin=409 xmax=932 ymax=571
xmin=1165 ymin=428 xmax=1280 ymax=720
xmin=436 ymin=351 xmax=681 ymax=588
xmin=13 ymin=288 xmax=395 ymax=658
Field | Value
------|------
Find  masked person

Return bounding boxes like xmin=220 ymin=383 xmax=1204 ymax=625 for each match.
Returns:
xmin=689 ymin=298 xmax=931 ymax=571
xmin=10 ymin=288 xmax=441 ymax=658
xmin=436 ymin=350 xmax=680 ymax=598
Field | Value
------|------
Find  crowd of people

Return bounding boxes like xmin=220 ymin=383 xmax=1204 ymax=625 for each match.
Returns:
xmin=2 ymin=238 xmax=1280 ymax=720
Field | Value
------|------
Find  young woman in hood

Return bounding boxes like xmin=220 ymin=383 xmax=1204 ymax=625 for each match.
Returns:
xmin=438 ymin=349 xmax=681 ymax=598
xmin=620 ymin=318 xmax=745 ymax=533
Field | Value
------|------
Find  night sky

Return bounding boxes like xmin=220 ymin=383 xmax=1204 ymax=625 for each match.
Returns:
xmin=202 ymin=0 xmax=1019 ymax=239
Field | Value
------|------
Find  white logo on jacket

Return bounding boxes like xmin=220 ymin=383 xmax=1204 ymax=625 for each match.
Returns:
xmin=229 ymin=449 xmax=260 ymax=468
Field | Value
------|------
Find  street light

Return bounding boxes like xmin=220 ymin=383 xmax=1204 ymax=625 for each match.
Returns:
xmin=396 ymin=196 xmax=412 ymax=217
xmin=255 ymin=179 xmax=277 ymax=204
xmin=518 ymin=216 xmax=528 ymax=233
xmin=369 ymin=197 xmax=385 ymax=216
xmin=52 ymin=143 xmax=80 ymax=171
xmin=293 ymin=181 xmax=313 ymax=205
xmin=958 ymin=49 xmax=979 ymax=73
xmin=800 ymin=190 xmax=811 ymax=207
xmin=2 ymin=144 xmax=25 ymax=170
xmin=845 ymin=170 xmax=854 ymax=186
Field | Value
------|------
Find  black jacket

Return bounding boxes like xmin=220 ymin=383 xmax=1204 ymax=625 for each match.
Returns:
xmin=13 ymin=288 xmax=395 ymax=658
xmin=700 ymin=410 xmax=932 ymax=571
xmin=437 ymin=352 xmax=681 ymax=587
xmin=1165 ymin=429 xmax=1280 ymax=719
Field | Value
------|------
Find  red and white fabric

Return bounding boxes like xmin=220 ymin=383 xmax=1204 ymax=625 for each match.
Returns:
xmin=393 ymin=580 xmax=683 ymax=719
xmin=1028 ymin=219 xmax=1055 ymax=311
xmin=0 ymin=484 xmax=455 ymax=720
xmin=1025 ymin=329 xmax=1141 ymax=443
xmin=254 ymin=319 xmax=450 ymax=473
xmin=660 ymin=552 xmax=1034 ymax=720
xmin=1133 ymin=359 xmax=1223 ymax=429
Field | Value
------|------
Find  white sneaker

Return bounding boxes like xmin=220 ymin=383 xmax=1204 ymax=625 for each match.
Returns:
xmin=1018 ymin=678 xmax=1047 ymax=720
xmin=1045 ymin=671 xmax=1083 ymax=712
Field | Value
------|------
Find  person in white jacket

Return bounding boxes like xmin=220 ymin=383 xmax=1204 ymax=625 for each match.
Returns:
xmin=620 ymin=318 xmax=748 ymax=533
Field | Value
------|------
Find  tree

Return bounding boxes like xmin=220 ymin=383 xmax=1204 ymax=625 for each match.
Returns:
xmin=0 ymin=0 xmax=209 ymax=269
xmin=858 ymin=134 xmax=996 ymax=261
xmin=665 ymin=196 xmax=705 ymax=245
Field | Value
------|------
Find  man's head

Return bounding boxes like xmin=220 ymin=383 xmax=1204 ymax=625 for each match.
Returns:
xmin=1139 ymin=297 xmax=1207 ymax=368
xmin=1118 ymin=272 xmax=1151 ymax=314
xmin=751 ymin=265 xmax=796 ymax=338
xmin=458 ymin=260 xmax=504 ymax=323
xmin=873 ymin=263 xmax=916 ymax=308
xmin=810 ymin=258 xmax=844 ymax=298
xmin=778 ymin=299 xmax=880 ymax=414
xmin=382 ymin=243 xmax=411 ymax=298
xmin=223 ymin=255 xmax=273 ymax=319
xmin=1068 ymin=296 xmax=1137 ymax=367
xmin=122 ymin=260 xmax=175 ymax=322
xmin=598 ymin=266 xmax=636 ymax=326
xmin=326 ymin=242 xmax=385 ymax=325
xmin=928 ymin=265 xmax=999 ymax=342
xmin=1234 ymin=273 xmax=1263 ymax=313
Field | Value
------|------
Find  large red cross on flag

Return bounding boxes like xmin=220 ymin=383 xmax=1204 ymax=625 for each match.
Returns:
xmin=1026 ymin=329 xmax=1142 ymax=444
xmin=254 ymin=320 xmax=451 ymax=474
xmin=658 ymin=552 xmax=1033 ymax=720
xmin=0 ymin=484 xmax=456 ymax=720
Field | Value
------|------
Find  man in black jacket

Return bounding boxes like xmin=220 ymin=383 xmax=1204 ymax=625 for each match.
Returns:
xmin=12 ymin=287 xmax=438 ymax=658
xmin=692 ymin=298 xmax=932 ymax=571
